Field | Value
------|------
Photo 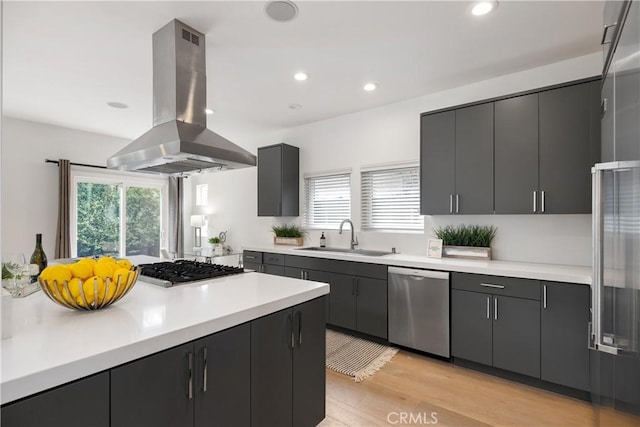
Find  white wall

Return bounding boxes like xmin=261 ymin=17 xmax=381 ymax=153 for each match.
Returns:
xmin=188 ymin=53 xmax=601 ymax=266
xmin=1 ymin=117 xmax=132 ymax=257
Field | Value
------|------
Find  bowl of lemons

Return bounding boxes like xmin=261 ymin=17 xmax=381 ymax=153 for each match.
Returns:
xmin=38 ymin=257 xmax=139 ymax=311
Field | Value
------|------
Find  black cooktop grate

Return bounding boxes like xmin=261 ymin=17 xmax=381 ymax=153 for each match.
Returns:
xmin=139 ymin=260 xmax=244 ymax=284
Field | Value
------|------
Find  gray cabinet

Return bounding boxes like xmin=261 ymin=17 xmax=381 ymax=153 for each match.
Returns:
xmin=257 ymin=143 xmax=299 ymax=217
xmin=355 ymin=276 xmax=388 ymax=338
xmin=420 ymin=111 xmax=455 ymax=215
xmin=494 ymin=93 xmax=539 ymax=214
xmin=422 ymin=78 xmax=600 ymax=215
xmin=1 ymin=372 xmax=109 ymax=427
xmin=451 ymin=273 xmax=541 ymax=378
xmin=328 ymin=272 xmax=357 ymax=331
xmin=420 ymin=105 xmax=493 ymax=215
xmin=251 ymin=296 xmax=326 ymax=427
xmin=539 ymin=83 xmax=593 ymax=214
xmin=243 ymin=251 xmax=285 ymax=276
xmin=111 ymin=324 xmax=251 ymax=427
xmin=541 ymin=282 xmax=590 ymax=391
xmin=454 ymin=103 xmax=494 ymax=214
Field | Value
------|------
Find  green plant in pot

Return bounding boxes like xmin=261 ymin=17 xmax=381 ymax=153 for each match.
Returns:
xmin=272 ymin=224 xmax=306 ymax=246
xmin=434 ymin=224 xmax=497 ymax=260
xmin=208 ymin=236 xmax=221 ymax=245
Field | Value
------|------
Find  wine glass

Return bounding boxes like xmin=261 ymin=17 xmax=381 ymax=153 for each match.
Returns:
xmin=3 ymin=253 xmax=27 ymax=294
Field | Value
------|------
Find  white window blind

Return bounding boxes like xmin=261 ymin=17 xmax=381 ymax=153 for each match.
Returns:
xmin=304 ymin=173 xmax=351 ymax=228
xmin=361 ymin=166 xmax=423 ymax=231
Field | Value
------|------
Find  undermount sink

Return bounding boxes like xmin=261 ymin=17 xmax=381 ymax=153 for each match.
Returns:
xmin=294 ymin=247 xmax=392 ymax=257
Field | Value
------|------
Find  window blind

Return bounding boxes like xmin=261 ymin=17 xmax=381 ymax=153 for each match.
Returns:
xmin=304 ymin=173 xmax=351 ymax=228
xmin=361 ymin=166 xmax=423 ymax=231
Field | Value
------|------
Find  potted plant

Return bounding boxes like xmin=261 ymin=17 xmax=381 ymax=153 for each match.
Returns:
xmin=272 ymin=224 xmax=306 ymax=246
xmin=208 ymin=236 xmax=223 ymax=255
xmin=434 ymin=224 xmax=497 ymax=260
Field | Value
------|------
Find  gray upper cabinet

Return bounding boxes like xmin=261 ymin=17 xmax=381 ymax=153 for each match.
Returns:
xmin=257 ymin=143 xmax=299 ymax=217
xmin=455 ymin=103 xmax=494 ymax=214
xmin=494 ymin=93 xmax=539 ymax=214
xmin=421 ymin=78 xmax=600 ymax=215
xmin=420 ymin=111 xmax=456 ymax=215
xmin=539 ymin=83 xmax=593 ymax=214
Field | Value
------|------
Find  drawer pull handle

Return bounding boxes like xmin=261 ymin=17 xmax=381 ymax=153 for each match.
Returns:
xmin=246 ymin=255 xmax=257 ymax=260
xmin=601 ymin=23 xmax=616 ymax=45
xmin=494 ymin=298 xmax=498 ymax=320
xmin=480 ymin=283 xmax=505 ymax=289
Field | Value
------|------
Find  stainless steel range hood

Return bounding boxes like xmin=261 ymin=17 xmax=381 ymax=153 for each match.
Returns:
xmin=107 ymin=20 xmax=256 ymax=175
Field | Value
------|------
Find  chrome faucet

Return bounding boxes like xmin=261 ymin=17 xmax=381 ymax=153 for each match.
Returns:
xmin=339 ymin=219 xmax=359 ymax=250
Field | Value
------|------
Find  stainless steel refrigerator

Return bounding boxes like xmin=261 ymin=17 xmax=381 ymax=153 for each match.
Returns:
xmin=592 ymin=2 xmax=640 ymax=424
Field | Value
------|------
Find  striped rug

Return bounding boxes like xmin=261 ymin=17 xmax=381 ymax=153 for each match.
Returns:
xmin=326 ymin=329 xmax=399 ymax=382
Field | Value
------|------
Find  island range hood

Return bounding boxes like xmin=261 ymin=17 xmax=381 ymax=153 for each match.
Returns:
xmin=107 ymin=20 xmax=256 ymax=175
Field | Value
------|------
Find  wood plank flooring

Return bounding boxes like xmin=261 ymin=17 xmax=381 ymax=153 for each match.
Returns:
xmin=319 ymin=350 xmax=597 ymax=427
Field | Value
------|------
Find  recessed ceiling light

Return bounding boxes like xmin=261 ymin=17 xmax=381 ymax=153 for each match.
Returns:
xmin=471 ymin=1 xmax=498 ymax=16
xmin=265 ymin=1 xmax=298 ymax=22
xmin=107 ymin=101 xmax=128 ymax=109
xmin=294 ymin=72 xmax=308 ymax=81
xmin=363 ymin=83 xmax=378 ymax=92
xmin=288 ymin=103 xmax=302 ymax=110
xmin=205 ymin=108 xmax=215 ymax=115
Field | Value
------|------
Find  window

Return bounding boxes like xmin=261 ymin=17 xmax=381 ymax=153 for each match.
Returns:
xmin=71 ymin=169 xmax=167 ymax=258
xmin=361 ymin=165 xmax=423 ymax=231
xmin=195 ymin=184 xmax=208 ymax=206
xmin=303 ymin=172 xmax=351 ymax=229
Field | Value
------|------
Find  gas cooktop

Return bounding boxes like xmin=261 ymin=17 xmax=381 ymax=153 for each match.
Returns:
xmin=138 ymin=260 xmax=245 ymax=287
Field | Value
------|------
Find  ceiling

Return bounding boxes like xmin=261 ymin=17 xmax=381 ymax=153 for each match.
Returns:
xmin=3 ymin=1 xmax=603 ymax=141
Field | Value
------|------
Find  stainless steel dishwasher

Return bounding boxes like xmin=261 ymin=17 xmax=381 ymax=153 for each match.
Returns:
xmin=388 ymin=266 xmax=450 ymax=357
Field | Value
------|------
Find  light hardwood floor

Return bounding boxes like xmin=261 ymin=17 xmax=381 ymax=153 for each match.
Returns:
xmin=319 ymin=350 xmax=597 ymax=427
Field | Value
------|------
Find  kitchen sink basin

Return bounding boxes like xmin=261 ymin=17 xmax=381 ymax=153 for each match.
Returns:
xmin=294 ymin=247 xmax=392 ymax=257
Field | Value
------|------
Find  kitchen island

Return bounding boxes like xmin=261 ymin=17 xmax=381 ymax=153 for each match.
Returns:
xmin=1 ymin=271 xmax=329 ymax=427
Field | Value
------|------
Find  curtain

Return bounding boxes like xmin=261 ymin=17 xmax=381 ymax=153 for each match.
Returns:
xmin=168 ymin=176 xmax=184 ymax=258
xmin=54 ymin=159 xmax=71 ymax=258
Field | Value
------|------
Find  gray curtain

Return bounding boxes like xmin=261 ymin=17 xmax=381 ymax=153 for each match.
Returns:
xmin=168 ymin=176 xmax=184 ymax=258
xmin=54 ymin=159 xmax=71 ymax=258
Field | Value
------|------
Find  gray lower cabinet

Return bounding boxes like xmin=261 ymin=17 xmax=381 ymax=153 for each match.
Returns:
xmin=328 ymin=272 xmax=357 ymax=331
xmin=492 ymin=295 xmax=540 ymax=378
xmin=257 ymin=143 xmax=299 ymax=217
xmin=243 ymin=251 xmax=285 ymax=276
xmin=541 ymin=282 xmax=590 ymax=391
xmin=251 ymin=296 xmax=326 ymax=427
xmin=111 ymin=324 xmax=251 ymax=427
xmin=1 ymin=372 xmax=110 ymax=427
xmin=451 ymin=289 xmax=493 ymax=366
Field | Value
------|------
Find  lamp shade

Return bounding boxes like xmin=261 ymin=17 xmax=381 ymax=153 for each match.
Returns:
xmin=190 ymin=215 xmax=205 ymax=227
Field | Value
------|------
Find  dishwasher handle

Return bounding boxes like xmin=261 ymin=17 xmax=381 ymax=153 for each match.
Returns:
xmin=388 ymin=267 xmax=449 ymax=280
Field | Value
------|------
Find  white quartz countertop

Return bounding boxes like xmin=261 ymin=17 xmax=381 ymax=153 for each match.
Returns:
xmin=1 ymin=272 xmax=329 ymax=405
xmin=243 ymin=245 xmax=592 ymax=285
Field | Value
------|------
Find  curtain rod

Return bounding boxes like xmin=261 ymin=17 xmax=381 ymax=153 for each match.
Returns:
xmin=45 ymin=159 xmax=107 ymax=170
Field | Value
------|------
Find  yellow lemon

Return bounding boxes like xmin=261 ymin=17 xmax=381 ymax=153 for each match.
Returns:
xmin=78 ymin=257 xmax=97 ymax=267
xmin=81 ymin=276 xmax=104 ymax=305
xmin=41 ymin=265 xmax=72 ymax=290
xmin=93 ymin=263 xmax=114 ymax=280
xmin=116 ymin=259 xmax=132 ymax=270
xmin=112 ymin=268 xmax=131 ymax=285
xmin=69 ymin=262 xmax=93 ymax=280
xmin=97 ymin=256 xmax=116 ymax=265
xmin=59 ymin=277 xmax=82 ymax=305
xmin=99 ymin=281 xmax=117 ymax=304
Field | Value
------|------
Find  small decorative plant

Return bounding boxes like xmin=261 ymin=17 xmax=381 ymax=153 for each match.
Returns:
xmin=434 ymin=224 xmax=497 ymax=248
xmin=272 ymin=224 xmax=306 ymax=246
xmin=271 ymin=224 xmax=305 ymax=238
xmin=208 ymin=236 xmax=221 ymax=245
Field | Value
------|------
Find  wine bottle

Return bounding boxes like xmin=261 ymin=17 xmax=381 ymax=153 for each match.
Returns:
xmin=30 ymin=234 xmax=48 ymax=283
xmin=320 ymin=232 xmax=326 ymax=248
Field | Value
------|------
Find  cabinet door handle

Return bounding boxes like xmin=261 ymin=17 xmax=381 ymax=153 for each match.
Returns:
xmin=297 ymin=311 xmax=303 ymax=345
xmin=486 ymin=296 xmax=490 ymax=319
xmin=494 ymin=298 xmax=498 ymax=320
xmin=260 ymin=265 xmax=265 ymax=273
xmin=601 ymin=98 xmax=608 ymax=118
xmin=288 ymin=314 xmax=295 ymax=349
xmin=300 ymin=270 xmax=304 ymax=279
xmin=456 ymin=194 xmax=460 ymax=214
xmin=533 ymin=190 xmax=537 ymax=213
xmin=246 ymin=255 xmax=257 ymax=260
xmin=480 ymin=283 xmax=505 ymax=289
xmin=449 ymin=194 xmax=453 ymax=214
xmin=601 ymin=23 xmax=616 ymax=45
xmin=202 ymin=347 xmax=208 ymax=392
xmin=187 ymin=352 xmax=194 ymax=400
xmin=304 ymin=271 xmax=308 ymax=280
xmin=543 ymin=285 xmax=547 ymax=309
xmin=541 ymin=190 xmax=546 ymax=213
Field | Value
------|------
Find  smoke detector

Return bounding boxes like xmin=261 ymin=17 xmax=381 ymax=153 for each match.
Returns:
xmin=265 ymin=1 xmax=298 ymax=22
